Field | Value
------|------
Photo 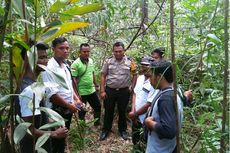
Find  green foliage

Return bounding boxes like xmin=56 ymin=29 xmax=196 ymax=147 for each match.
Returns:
xmin=39 ymin=107 xmax=65 ymax=127
xmin=69 ymin=119 xmax=98 ymax=151
xmin=13 ymin=122 xmax=32 ymax=144
xmin=59 ymin=3 xmax=104 ymax=21
xmin=35 ymin=133 xmax=50 ymax=150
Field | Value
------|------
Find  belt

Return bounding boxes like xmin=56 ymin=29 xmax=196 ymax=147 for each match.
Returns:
xmin=106 ymin=86 xmax=129 ymax=91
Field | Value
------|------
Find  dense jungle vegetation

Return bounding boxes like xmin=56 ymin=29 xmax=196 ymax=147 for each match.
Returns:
xmin=0 ymin=0 xmax=229 ymax=152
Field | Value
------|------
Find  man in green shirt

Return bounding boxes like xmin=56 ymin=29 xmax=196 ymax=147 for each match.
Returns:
xmin=71 ymin=43 xmax=101 ymax=125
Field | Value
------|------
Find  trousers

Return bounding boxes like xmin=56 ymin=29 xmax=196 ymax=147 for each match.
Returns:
xmin=102 ymin=86 xmax=130 ymax=132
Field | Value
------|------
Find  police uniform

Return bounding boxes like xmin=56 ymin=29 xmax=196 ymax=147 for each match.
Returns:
xmin=101 ymin=55 xmax=137 ymax=133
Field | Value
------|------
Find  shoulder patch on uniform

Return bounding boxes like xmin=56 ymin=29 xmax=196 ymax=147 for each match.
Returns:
xmin=108 ymin=56 xmax=113 ymax=59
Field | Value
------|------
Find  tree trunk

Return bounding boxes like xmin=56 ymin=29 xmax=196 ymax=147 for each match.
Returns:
xmin=170 ymin=0 xmax=180 ymax=152
xmin=141 ymin=0 xmax=148 ymax=35
xmin=220 ymin=0 xmax=229 ymax=152
xmin=0 ymin=0 xmax=11 ymax=63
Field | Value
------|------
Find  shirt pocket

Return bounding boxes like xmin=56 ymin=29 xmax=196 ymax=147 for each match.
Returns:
xmin=108 ymin=65 xmax=117 ymax=74
xmin=119 ymin=65 xmax=130 ymax=75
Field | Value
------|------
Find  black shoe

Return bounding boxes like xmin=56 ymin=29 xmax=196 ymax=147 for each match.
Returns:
xmin=100 ymin=130 xmax=109 ymax=141
xmin=120 ymin=131 xmax=128 ymax=140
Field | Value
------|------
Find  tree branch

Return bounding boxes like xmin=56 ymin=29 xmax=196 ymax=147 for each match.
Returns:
xmin=125 ymin=0 xmax=165 ymax=51
xmin=0 ymin=0 xmax=11 ymax=63
xmin=220 ymin=0 xmax=229 ymax=151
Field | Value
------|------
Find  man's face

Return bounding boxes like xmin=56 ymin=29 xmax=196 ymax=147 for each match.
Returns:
xmin=53 ymin=41 xmax=70 ymax=60
xmin=152 ymin=52 xmax=161 ymax=61
xmin=80 ymin=46 xmax=90 ymax=60
xmin=150 ymin=71 xmax=160 ymax=89
xmin=141 ymin=64 xmax=151 ymax=76
xmin=36 ymin=50 xmax=48 ymax=71
xmin=113 ymin=46 xmax=125 ymax=60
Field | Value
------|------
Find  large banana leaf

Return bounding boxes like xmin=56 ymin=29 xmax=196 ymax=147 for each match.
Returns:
xmin=38 ymin=64 xmax=68 ymax=89
xmin=27 ymin=46 xmax=38 ymax=72
xmin=41 ymin=21 xmax=89 ymax=43
xmin=50 ymin=0 xmax=80 ymax=13
xmin=39 ymin=107 xmax=65 ymax=126
xmin=14 ymin=122 xmax=32 ymax=144
xmin=60 ymin=3 xmax=104 ymax=22
xmin=12 ymin=46 xmax=24 ymax=83
xmin=35 ymin=133 xmax=50 ymax=150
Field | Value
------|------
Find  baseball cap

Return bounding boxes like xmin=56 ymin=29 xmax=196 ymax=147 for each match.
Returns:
xmin=141 ymin=56 xmax=154 ymax=65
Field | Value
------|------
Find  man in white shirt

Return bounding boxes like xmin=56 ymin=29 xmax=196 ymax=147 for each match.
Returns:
xmin=128 ymin=57 xmax=154 ymax=150
xmin=42 ymin=37 xmax=82 ymax=153
xmin=17 ymin=42 xmax=68 ymax=153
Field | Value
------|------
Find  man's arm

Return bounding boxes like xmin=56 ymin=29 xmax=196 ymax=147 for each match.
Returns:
xmin=22 ymin=116 xmax=68 ymax=139
xmin=130 ymin=74 xmax=137 ymax=92
xmin=145 ymin=96 xmax=176 ymax=139
xmin=128 ymin=93 xmax=136 ymax=120
xmin=100 ymin=72 xmax=106 ymax=100
xmin=50 ymin=94 xmax=78 ymax=113
xmin=136 ymin=102 xmax=151 ymax=116
xmin=93 ymin=72 xmax=99 ymax=91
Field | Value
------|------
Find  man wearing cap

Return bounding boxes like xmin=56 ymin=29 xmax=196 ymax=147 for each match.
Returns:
xmin=100 ymin=41 xmax=137 ymax=140
xmin=128 ymin=56 xmax=155 ymax=150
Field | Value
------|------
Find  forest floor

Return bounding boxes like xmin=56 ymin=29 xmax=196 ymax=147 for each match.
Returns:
xmin=68 ymin=104 xmax=133 ymax=153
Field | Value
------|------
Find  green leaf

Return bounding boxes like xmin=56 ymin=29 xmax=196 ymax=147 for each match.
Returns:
xmin=30 ymin=82 xmax=46 ymax=102
xmin=36 ymin=147 xmax=48 ymax=153
xmin=0 ymin=6 xmax=5 ymax=15
xmin=39 ymin=107 xmax=65 ymax=126
xmin=60 ymin=3 xmax=104 ymax=21
xmin=42 ymin=22 xmax=89 ymax=43
xmin=12 ymin=0 xmax=24 ymax=18
xmin=0 ymin=94 xmax=20 ymax=105
xmin=38 ymin=64 xmax=68 ymax=89
xmin=207 ymin=34 xmax=221 ymax=45
xmin=39 ymin=122 xmax=62 ymax=130
xmin=50 ymin=0 xmax=80 ymax=13
xmin=40 ymin=28 xmax=59 ymax=41
xmin=14 ymin=122 xmax=32 ymax=144
xmin=12 ymin=46 xmax=24 ymax=83
xmin=16 ymin=115 xmax=25 ymax=124
xmin=0 ymin=95 xmax=10 ymax=104
xmin=35 ymin=133 xmax=51 ymax=149
xmin=27 ymin=46 xmax=38 ymax=72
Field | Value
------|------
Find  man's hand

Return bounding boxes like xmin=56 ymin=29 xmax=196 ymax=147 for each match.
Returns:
xmin=51 ymin=127 xmax=68 ymax=139
xmin=100 ymin=91 xmax=107 ymax=100
xmin=184 ymin=90 xmax=193 ymax=103
xmin=95 ymin=85 xmax=100 ymax=92
xmin=144 ymin=116 xmax=156 ymax=130
xmin=74 ymin=100 xmax=84 ymax=111
xmin=128 ymin=111 xmax=136 ymax=120
xmin=67 ymin=103 xmax=78 ymax=113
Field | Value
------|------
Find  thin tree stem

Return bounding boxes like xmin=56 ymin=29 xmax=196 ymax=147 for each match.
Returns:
xmin=170 ymin=0 xmax=180 ymax=152
xmin=220 ymin=0 xmax=229 ymax=151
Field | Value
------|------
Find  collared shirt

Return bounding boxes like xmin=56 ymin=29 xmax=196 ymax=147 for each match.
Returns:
xmin=19 ymin=77 xmax=41 ymax=117
xmin=42 ymin=57 xmax=74 ymax=108
xmin=101 ymin=55 xmax=137 ymax=88
xmin=71 ymin=57 xmax=95 ymax=95
xmin=133 ymin=75 xmax=153 ymax=123
xmin=146 ymin=88 xmax=183 ymax=153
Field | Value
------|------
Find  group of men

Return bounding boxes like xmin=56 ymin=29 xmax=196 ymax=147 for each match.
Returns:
xmin=17 ymin=37 xmax=192 ymax=153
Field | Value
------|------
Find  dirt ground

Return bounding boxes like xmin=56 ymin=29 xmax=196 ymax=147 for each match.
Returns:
xmin=68 ymin=104 xmax=133 ymax=153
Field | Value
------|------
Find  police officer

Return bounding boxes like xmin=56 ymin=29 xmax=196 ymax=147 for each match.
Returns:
xmin=99 ymin=42 xmax=137 ymax=141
